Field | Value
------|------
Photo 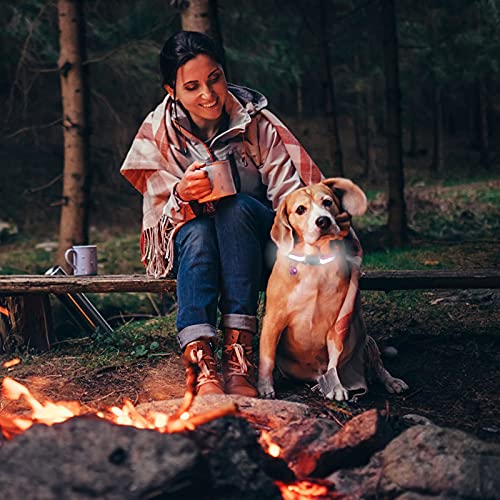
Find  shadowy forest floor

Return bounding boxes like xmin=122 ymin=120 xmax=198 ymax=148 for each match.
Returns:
xmin=0 ymin=148 xmax=499 ymax=443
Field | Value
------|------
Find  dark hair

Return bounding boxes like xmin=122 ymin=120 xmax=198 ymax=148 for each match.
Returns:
xmin=160 ymin=31 xmax=224 ymax=88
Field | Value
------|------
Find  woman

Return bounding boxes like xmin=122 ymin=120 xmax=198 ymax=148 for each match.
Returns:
xmin=121 ymin=31 xmax=322 ymax=397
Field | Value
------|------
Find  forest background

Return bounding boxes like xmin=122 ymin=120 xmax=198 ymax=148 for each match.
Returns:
xmin=0 ymin=0 xmax=498 ymax=438
xmin=1 ymin=0 xmax=498 ymax=251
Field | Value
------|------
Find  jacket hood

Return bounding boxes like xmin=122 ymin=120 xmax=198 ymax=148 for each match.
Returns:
xmin=227 ymin=84 xmax=268 ymax=115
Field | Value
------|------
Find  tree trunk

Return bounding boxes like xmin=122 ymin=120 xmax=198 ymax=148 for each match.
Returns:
xmin=408 ymin=96 xmax=417 ymax=157
xmin=477 ymin=78 xmax=489 ymax=166
xmin=180 ymin=0 xmax=226 ymax=70
xmin=56 ymin=0 xmax=90 ymax=268
xmin=363 ymin=83 xmax=377 ymax=178
xmin=296 ymin=74 xmax=303 ymax=119
xmin=319 ymin=0 xmax=344 ymax=176
xmin=353 ymin=54 xmax=365 ymax=161
xmin=381 ymin=0 xmax=407 ymax=247
xmin=431 ymin=84 xmax=445 ymax=172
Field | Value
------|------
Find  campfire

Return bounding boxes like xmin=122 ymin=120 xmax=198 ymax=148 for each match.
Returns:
xmin=0 ymin=370 xmax=339 ymax=499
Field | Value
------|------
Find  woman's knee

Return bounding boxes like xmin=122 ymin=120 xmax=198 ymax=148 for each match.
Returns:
xmin=216 ymin=193 xmax=271 ymax=224
xmin=175 ymin=218 xmax=216 ymax=257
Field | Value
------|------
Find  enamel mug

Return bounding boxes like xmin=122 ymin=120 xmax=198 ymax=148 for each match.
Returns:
xmin=64 ymin=245 xmax=98 ymax=276
xmin=198 ymin=159 xmax=237 ymax=203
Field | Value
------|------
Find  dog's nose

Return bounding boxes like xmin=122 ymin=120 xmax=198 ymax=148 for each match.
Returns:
xmin=316 ymin=216 xmax=331 ymax=229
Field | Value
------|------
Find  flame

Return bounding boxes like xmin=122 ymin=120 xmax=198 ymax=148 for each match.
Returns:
xmin=0 ymin=377 xmax=337 ymax=497
xmin=2 ymin=358 xmax=21 ymax=369
xmin=0 ymin=306 xmax=9 ymax=317
xmin=0 ymin=377 xmax=236 ymax=440
xmin=276 ymin=480 xmax=331 ymax=499
xmin=259 ymin=430 xmax=281 ymax=458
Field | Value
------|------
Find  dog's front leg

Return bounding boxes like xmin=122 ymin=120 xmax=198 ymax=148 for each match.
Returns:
xmin=258 ymin=312 xmax=287 ymax=399
xmin=321 ymin=335 xmax=349 ymax=401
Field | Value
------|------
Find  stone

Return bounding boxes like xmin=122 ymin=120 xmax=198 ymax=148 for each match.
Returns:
xmin=382 ymin=345 xmax=399 ymax=358
xmin=137 ymin=393 xmax=310 ymax=429
xmin=328 ymin=424 xmax=500 ymax=499
xmin=191 ymin=416 xmax=287 ymax=499
xmin=402 ymin=413 xmax=434 ymax=426
xmin=0 ymin=415 xmax=288 ymax=500
xmin=0 ymin=416 xmax=207 ymax=499
xmin=35 ymin=241 xmax=58 ymax=252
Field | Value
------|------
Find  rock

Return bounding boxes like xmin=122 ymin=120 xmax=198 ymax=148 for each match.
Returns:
xmin=293 ymin=409 xmax=395 ymax=478
xmin=0 ymin=220 xmax=18 ymax=243
xmin=137 ymin=394 xmax=310 ymax=429
xmin=0 ymin=415 xmax=287 ymax=500
xmin=402 ymin=413 xmax=434 ymax=426
xmin=190 ymin=416 xmax=287 ymax=499
xmin=382 ymin=345 xmax=399 ymax=358
xmin=0 ymin=416 xmax=208 ymax=499
xmin=328 ymin=424 xmax=500 ymax=499
xmin=35 ymin=241 xmax=58 ymax=252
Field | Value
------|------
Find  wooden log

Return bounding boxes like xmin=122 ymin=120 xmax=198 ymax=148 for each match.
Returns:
xmin=0 ymin=295 xmax=52 ymax=352
xmin=359 ymin=269 xmax=500 ymax=291
xmin=0 ymin=275 xmax=176 ymax=294
xmin=0 ymin=270 xmax=499 ymax=295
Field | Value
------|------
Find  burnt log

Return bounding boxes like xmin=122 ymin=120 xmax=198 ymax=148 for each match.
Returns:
xmin=269 ymin=417 xmax=341 ymax=477
xmin=286 ymin=409 xmax=395 ymax=478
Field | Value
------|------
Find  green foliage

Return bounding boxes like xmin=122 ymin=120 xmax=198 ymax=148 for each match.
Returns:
xmin=90 ymin=315 xmax=178 ymax=360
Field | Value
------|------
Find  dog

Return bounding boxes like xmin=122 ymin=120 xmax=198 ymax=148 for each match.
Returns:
xmin=258 ymin=178 xmax=408 ymax=401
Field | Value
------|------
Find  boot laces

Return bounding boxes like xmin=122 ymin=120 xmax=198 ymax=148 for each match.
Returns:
xmin=190 ymin=347 xmax=217 ymax=387
xmin=225 ymin=343 xmax=252 ymax=376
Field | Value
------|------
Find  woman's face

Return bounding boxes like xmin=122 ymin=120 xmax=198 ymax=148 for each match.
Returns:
xmin=166 ymin=54 xmax=227 ymax=131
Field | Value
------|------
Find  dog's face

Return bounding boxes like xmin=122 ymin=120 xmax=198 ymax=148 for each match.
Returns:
xmin=271 ymin=178 xmax=367 ymax=252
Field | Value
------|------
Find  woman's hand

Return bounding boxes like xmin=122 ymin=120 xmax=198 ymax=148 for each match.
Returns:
xmin=175 ymin=161 xmax=212 ymax=201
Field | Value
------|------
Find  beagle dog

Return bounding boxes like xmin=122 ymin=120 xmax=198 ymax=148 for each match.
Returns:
xmin=258 ymin=178 xmax=408 ymax=401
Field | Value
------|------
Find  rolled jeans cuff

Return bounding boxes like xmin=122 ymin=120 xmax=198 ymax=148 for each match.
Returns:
xmin=178 ymin=323 xmax=217 ymax=350
xmin=222 ymin=314 xmax=257 ymax=334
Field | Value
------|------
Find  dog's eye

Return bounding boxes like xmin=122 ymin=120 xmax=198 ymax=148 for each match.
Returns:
xmin=296 ymin=205 xmax=307 ymax=215
xmin=323 ymin=199 xmax=333 ymax=208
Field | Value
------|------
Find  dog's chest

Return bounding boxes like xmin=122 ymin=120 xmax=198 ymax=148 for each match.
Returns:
xmin=286 ymin=262 xmax=349 ymax=334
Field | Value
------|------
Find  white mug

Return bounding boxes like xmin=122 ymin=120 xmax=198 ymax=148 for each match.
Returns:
xmin=198 ymin=160 xmax=237 ymax=203
xmin=64 ymin=245 xmax=98 ymax=276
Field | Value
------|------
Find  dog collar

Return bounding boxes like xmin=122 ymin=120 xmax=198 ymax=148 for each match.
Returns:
xmin=287 ymin=251 xmax=337 ymax=276
xmin=287 ymin=253 xmax=337 ymax=265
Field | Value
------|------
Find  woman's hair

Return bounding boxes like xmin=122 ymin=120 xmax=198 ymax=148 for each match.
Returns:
xmin=160 ymin=31 xmax=224 ymax=88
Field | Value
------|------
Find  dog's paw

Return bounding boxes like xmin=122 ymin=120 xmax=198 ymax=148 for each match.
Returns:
xmin=258 ymin=381 xmax=276 ymax=399
xmin=384 ymin=376 xmax=409 ymax=394
xmin=325 ymin=384 xmax=349 ymax=402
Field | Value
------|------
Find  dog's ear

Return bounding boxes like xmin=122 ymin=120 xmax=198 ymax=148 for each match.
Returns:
xmin=322 ymin=177 xmax=367 ymax=216
xmin=271 ymin=199 xmax=294 ymax=253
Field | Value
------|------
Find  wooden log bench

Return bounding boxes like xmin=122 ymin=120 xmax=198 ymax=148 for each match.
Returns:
xmin=0 ymin=270 xmax=499 ymax=352
xmin=0 ymin=269 xmax=499 ymax=295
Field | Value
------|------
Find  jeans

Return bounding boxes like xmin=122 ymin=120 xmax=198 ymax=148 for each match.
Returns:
xmin=174 ymin=193 xmax=275 ymax=350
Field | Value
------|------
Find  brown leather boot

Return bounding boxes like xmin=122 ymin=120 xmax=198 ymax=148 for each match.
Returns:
xmin=183 ymin=340 xmax=224 ymax=396
xmin=222 ymin=329 xmax=258 ymax=397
